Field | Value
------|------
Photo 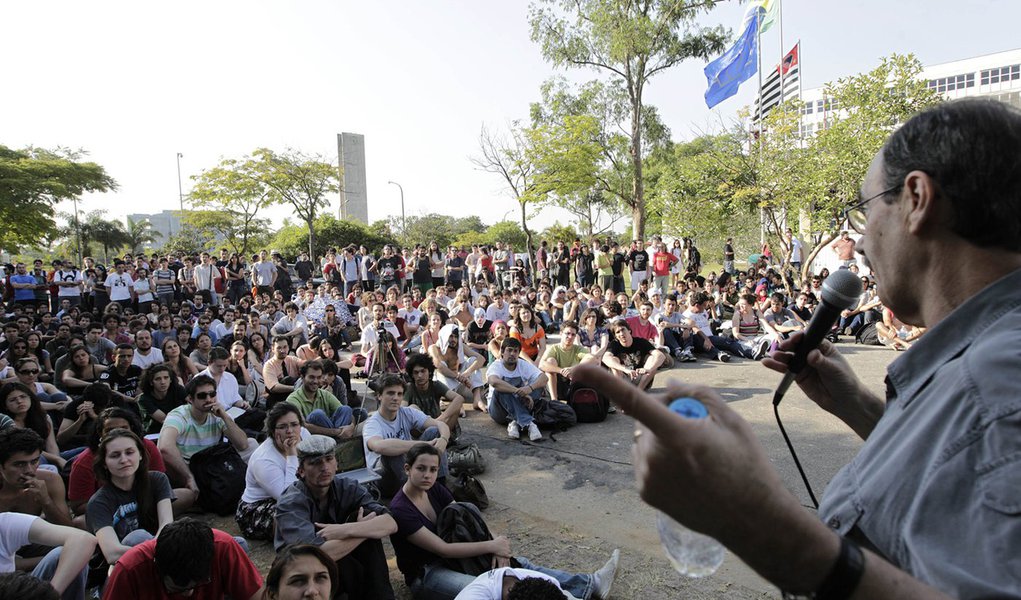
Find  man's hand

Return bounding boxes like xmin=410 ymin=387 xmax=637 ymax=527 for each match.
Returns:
xmin=514 ymin=386 xmax=531 ymax=398
xmin=761 ymin=332 xmax=865 ymax=417
xmin=560 ymin=366 xmax=573 ymax=379
xmin=431 ymin=438 xmax=448 ymax=452
xmin=336 ymin=424 xmax=356 ymax=440
xmin=315 ymin=522 xmax=352 ymax=541
xmin=234 ymin=400 xmax=250 ymax=410
xmin=21 ymin=477 xmax=52 ymax=507
xmin=356 ymin=507 xmax=377 ymax=522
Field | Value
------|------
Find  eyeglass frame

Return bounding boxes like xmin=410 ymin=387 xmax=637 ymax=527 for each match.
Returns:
xmin=843 ymin=184 xmax=903 ymax=234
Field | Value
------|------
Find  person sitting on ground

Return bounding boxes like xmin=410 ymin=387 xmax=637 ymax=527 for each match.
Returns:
xmin=274 ymin=435 xmax=397 ymax=600
xmin=508 ymin=305 xmax=546 ymax=364
xmin=59 ymin=345 xmax=107 ymax=397
xmin=392 ymin=443 xmax=621 ymax=600
xmin=102 ymin=517 xmax=263 ymax=600
xmin=464 ymin=308 xmax=493 ymax=364
xmin=364 ymin=374 xmax=451 ymax=497
xmin=263 ymin=337 xmax=305 ymax=410
xmin=730 ymin=293 xmax=774 ymax=360
xmin=0 ymin=509 xmax=96 ymax=600
xmin=428 ymin=323 xmax=485 ymax=414
xmin=624 ymin=301 xmax=659 ymax=346
xmin=602 ymin=320 xmax=667 ymax=391
xmin=487 ymin=338 xmax=549 ymax=441
xmin=286 ymin=360 xmax=362 ymax=440
xmin=56 ymin=382 xmax=123 ymax=454
xmin=157 ymin=375 xmax=257 ymax=499
xmin=680 ymin=291 xmax=746 ymax=362
xmin=404 ymin=353 xmax=465 ymax=435
xmin=236 ymin=403 xmax=310 ymax=542
xmin=263 ymin=544 xmax=338 ymax=600
xmin=875 ymin=307 xmax=925 ymax=351
xmin=0 ymin=382 xmax=66 ymax=469
xmin=10 ymin=357 xmax=70 ymax=414
xmin=762 ymin=292 xmax=805 ymax=342
xmin=539 ymin=320 xmax=606 ymax=403
xmin=86 ymin=428 xmax=174 ymax=565
xmin=653 ymin=295 xmax=696 ymax=363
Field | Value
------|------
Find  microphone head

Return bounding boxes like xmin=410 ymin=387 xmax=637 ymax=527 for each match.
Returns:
xmin=820 ymin=268 xmax=862 ymax=310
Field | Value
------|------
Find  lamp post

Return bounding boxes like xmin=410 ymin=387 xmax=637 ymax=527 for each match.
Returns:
xmin=175 ymin=152 xmax=185 ymax=236
xmin=387 ymin=180 xmax=406 ymax=241
xmin=72 ymin=196 xmax=82 ymax=265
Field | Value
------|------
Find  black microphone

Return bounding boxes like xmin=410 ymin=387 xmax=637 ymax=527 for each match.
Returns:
xmin=773 ymin=268 xmax=861 ymax=406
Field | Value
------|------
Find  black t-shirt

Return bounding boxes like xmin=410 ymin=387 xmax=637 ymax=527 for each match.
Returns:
xmin=98 ymin=366 xmax=143 ymax=417
xmin=413 ymin=257 xmax=432 ymax=284
xmin=138 ymin=385 xmax=188 ymax=434
xmin=61 ymin=396 xmax=126 ymax=450
xmin=611 ymin=252 xmax=626 ymax=276
xmin=466 ymin=320 xmax=492 ymax=347
xmin=628 ymin=250 xmax=649 ymax=272
xmin=376 ymin=256 xmax=400 ymax=284
xmin=294 ymin=260 xmax=314 ymax=280
xmin=445 ymin=256 xmax=465 ymax=281
xmin=575 ymin=253 xmax=594 ymax=278
xmin=608 ymin=337 xmax=655 ymax=370
xmin=93 ymin=265 xmax=109 ymax=292
xmin=724 ymin=243 xmax=735 ymax=261
xmin=789 ymin=304 xmax=812 ymax=322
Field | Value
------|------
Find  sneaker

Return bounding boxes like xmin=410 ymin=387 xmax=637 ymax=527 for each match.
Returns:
xmin=753 ymin=338 xmax=771 ymax=360
xmin=607 ymin=404 xmax=617 ymax=414
xmin=673 ymin=348 xmax=685 ymax=359
xmin=592 ymin=549 xmax=621 ymax=600
xmin=717 ymin=351 xmax=731 ymax=363
xmin=527 ymin=422 xmax=542 ymax=441
xmin=507 ymin=421 xmax=520 ymax=440
xmin=681 ymin=348 xmax=697 ymax=362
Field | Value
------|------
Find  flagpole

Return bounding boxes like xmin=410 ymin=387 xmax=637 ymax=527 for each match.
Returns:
xmin=755 ymin=5 xmax=766 ymax=246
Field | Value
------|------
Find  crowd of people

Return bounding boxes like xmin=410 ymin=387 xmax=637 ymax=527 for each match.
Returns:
xmin=0 ymin=206 xmax=909 ymax=598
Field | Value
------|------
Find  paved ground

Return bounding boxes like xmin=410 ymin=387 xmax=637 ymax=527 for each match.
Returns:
xmin=206 ymin=338 xmax=897 ymax=599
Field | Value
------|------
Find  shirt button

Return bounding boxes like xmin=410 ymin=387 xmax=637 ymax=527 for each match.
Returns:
xmin=828 ymin=517 xmax=841 ymax=529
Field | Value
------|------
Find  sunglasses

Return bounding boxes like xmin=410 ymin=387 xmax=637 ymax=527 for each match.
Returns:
xmin=18 ymin=369 xmax=40 ymax=375
xmin=194 ymin=391 xmax=217 ymax=400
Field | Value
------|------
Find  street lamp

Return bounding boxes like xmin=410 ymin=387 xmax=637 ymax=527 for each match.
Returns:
xmin=387 ymin=180 xmax=406 ymax=240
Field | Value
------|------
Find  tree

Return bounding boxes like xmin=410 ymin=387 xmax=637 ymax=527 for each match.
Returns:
xmin=270 ymin=215 xmax=396 ymax=260
xmin=251 ymin=148 xmax=340 ymax=260
xmin=82 ymin=211 xmax=129 ymax=264
xmin=529 ymin=0 xmax=728 ymax=240
xmin=540 ymin=221 xmax=580 ymax=245
xmin=0 ymin=145 xmax=116 ymax=252
xmin=189 ymin=156 xmax=276 ymax=256
xmin=181 ymin=210 xmax=272 ymax=257
xmin=124 ymin=217 xmax=162 ymax=254
xmin=386 ymin=213 xmax=487 ymax=249
xmin=161 ymin=223 xmax=217 ymax=257
xmin=470 ymin=124 xmax=544 ymax=261
xmin=484 ymin=220 xmax=528 ymax=249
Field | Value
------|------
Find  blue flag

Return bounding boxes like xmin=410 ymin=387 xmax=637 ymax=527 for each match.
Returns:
xmin=704 ymin=6 xmax=760 ymax=109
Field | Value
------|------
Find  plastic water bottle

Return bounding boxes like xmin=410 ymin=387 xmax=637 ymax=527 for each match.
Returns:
xmin=655 ymin=397 xmax=726 ymax=577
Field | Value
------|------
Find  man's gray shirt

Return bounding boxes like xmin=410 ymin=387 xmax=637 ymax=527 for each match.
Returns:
xmin=819 ymin=268 xmax=1021 ymax=597
xmin=274 ymin=475 xmax=389 ymax=551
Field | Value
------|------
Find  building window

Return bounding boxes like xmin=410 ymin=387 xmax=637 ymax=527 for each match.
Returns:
xmin=801 ymin=101 xmax=813 ymax=115
xmin=981 ymin=64 xmax=1020 ymax=86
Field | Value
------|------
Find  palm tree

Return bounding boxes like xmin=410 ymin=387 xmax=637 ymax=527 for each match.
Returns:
xmin=124 ymin=217 xmax=161 ymax=254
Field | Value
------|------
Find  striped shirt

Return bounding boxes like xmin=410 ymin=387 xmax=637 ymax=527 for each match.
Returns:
xmin=163 ymin=404 xmax=226 ymax=462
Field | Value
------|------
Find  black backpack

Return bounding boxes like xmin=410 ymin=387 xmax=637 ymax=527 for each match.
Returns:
xmin=436 ymin=501 xmax=495 ymax=576
xmin=855 ymin=322 xmax=883 ymax=346
xmin=532 ymin=397 xmax=577 ymax=431
xmin=567 ymin=386 xmax=609 ymax=423
xmin=189 ymin=443 xmax=247 ymax=516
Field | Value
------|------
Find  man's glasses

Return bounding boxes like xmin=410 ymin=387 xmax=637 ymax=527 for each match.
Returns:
xmin=194 ymin=391 xmax=217 ymax=400
xmin=844 ymin=184 xmax=902 ymax=234
xmin=162 ymin=574 xmax=213 ymax=595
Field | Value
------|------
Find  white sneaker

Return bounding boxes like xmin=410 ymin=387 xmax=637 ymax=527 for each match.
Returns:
xmin=592 ymin=549 xmax=620 ymax=599
xmin=527 ymin=422 xmax=543 ymax=441
xmin=507 ymin=421 xmax=520 ymax=440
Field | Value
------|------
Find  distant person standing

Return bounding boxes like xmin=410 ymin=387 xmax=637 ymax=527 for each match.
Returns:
xmin=786 ymin=229 xmax=804 ymax=273
xmin=723 ymin=238 xmax=736 ymax=275
xmin=830 ymin=231 xmax=857 ymax=267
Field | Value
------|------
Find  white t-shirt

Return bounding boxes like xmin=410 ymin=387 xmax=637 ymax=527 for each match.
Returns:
xmin=55 ymin=269 xmax=83 ymax=297
xmin=485 ymin=302 xmax=510 ymax=323
xmin=682 ymin=309 xmax=712 ymax=334
xmin=241 ymin=429 xmax=310 ymax=503
xmin=454 ymin=567 xmax=575 ymax=600
xmin=197 ymin=368 xmax=243 ymax=409
xmin=0 ymin=512 xmax=37 ymax=573
xmin=359 ymin=320 xmax=402 ymax=352
xmin=398 ymin=307 xmax=422 ymax=325
xmin=486 ymin=357 xmax=542 ymax=386
xmin=132 ymin=348 xmax=165 ymax=369
xmin=362 ymin=406 xmax=428 ymax=471
xmin=105 ymin=272 xmax=134 ymax=301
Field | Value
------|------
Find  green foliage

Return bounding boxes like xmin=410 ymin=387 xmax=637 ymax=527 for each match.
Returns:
xmin=270 ymin=215 xmax=396 ymax=260
xmin=528 ymin=0 xmax=728 ymax=239
xmin=249 ymin=148 xmax=341 ymax=259
xmin=189 ymin=155 xmax=276 ymax=256
xmin=124 ymin=217 xmax=162 ymax=254
xmin=0 ymin=145 xmax=116 ymax=252
xmin=161 ymin=223 xmax=217 ymax=257
xmin=540 ymin=221 xmax=580 ymax=245
xmin=387 ymin=213 xmax=487 ymax=249
xmin=450 ymin=220 xmax=528 ymax=249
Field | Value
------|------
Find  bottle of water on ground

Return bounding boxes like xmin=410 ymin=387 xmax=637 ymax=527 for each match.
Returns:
xmin=656 ymin=397 xmax=726 ymax=577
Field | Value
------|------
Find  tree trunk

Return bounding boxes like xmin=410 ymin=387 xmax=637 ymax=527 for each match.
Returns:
xmin=630 ymin=90 xmax=645 ymax=241
xmin=520 ymin=201 xmax=534 ymax=273
xmin=306 ymin=218 xmax=316 ymax=263
xmin=801 ymin=232 xmax=838 ymax=282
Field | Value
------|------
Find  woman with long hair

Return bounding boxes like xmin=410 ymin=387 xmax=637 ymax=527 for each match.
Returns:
xmin=420 ymin=312 xmax=445 ymax=353
xmin=137 ymin=363 xmax=187 ymax=435
xmin=487 ymin=320 xmax=511 ymax=365
xmin=509 ymin=305 xmax=546 ymax=363
xmin=236 ymin=403 xmax=307 ymax=541
xmin=264 ymin=544 xmax=338 ymax=600
xmin=228 ymin=340 xmax=259 ymax=405
xmin=0 ymin=382 xmax=65 ymax=468
xmin=23 ymin=331 xmax=53 ymax=380
xmin=388 ymin=444 xmax=618 ymax=599
xmin=161 ymin=338 xmax=198 ymax=384
xmin=225 ymin=253 xmax=248 ymax=306
xmin=59 ymin=346 xmax=107 ymax=394
xmin=87 ymin=428 xmax=174 ymax=564
xmin=578 ymin=308 xmax=608 ymax=353
xmin=0 ymin=338 xmax=30 ymax=368
xmin=670 ymin=238 xmax=685 ymax=287
xmin=248 ymin=330 xmax=271 ymax=374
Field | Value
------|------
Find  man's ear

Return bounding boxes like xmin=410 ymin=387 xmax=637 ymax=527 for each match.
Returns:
xmin=904 ymin=170 xmax=941 ymax=235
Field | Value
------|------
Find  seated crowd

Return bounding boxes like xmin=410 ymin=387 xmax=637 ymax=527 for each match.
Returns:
xmin=0 ymin=237 xmax=899 ymax=599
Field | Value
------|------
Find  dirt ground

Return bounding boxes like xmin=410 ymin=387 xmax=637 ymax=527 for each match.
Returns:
xmin=202 ymin=338 xmax=895 ymax=599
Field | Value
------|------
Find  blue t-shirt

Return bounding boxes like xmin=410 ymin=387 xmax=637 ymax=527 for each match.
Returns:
xmin=389 ymin=483 xmax=454 ymax=583
xmin=10 ymin=274 xmax=36 ymax=301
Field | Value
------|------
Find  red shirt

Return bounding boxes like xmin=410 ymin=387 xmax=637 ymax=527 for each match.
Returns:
xmin=68 ymin=438 xmax=165 ymax=503
xmin=626 ymin=316 xmax=658 ymax=342
xmin=652 ymin=251 xmax=677 ymax=277
xmin=102 ymin=528 xmax=262 ymax=600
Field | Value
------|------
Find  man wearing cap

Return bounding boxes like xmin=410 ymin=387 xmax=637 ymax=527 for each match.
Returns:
xmin=275 ymin=434 xmax=397 ymax=600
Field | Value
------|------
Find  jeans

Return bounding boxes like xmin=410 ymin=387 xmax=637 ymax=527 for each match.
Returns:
xmin=377 ymin=426 xmax=448 ymax=497
xmin=693 ymin=332 xmax=747 ymax=358
xmin=488 ymin=377 xmax=542 ymax=427
xmin=336 ymin=538 xmax=395 ymax=600
xmin=654 ymin=275 xmax=670 ymax=295
xmin=32 ymin=545 xmax=88 ymax=600
xmin=661 ymin=328 xmax=693 ymax=354
xmin=306 ymin=405 xmax=368 ymax=429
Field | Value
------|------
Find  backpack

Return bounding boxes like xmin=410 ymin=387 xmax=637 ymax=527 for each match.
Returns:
xmin=188 ymin=443 xmax=247 ymax=516
xmin=447 ymin=473 xmax=490 ymax=511
xmin=447 ymin=442 xmax=486 ymax=476
xmin=855 ymin=322 xmax=882 ymax=346
xmin=567 ymin=386 xmax=609 ymax=423
xmin=436 ymin=501 xmax=495 ymax=576
xmin=532 ymin=397 xmax=577 ymax=431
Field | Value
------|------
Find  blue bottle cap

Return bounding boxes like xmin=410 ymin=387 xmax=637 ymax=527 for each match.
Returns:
xmin=668 ymin=397 xmax=709 ymax=420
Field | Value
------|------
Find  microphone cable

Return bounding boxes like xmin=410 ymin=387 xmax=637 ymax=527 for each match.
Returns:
xmin=773 ymin=391 xmax=819 ymax=509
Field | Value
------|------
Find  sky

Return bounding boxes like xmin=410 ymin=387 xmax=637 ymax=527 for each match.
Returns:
xmin=3 ymin=0 xmax=1018 ymax=237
